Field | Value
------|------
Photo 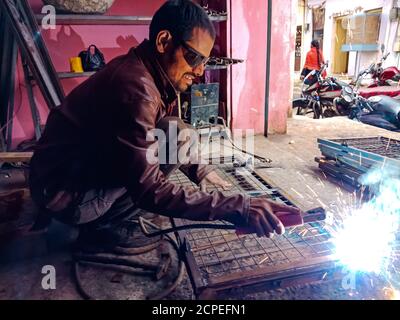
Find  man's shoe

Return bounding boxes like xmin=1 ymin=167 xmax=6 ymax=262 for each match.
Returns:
xmin=76 ymin=219 xmax=162 ymax=253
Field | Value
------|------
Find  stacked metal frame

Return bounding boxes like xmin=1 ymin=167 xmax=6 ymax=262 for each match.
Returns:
xmin=316 ymin=137 xmax=400 ymax=190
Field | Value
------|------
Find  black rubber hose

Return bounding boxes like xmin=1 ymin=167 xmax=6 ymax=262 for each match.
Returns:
xmin=140 ymin=221 xmax=236 ymax=238
xmin=73 ymin=235 xmax=184 ymax=300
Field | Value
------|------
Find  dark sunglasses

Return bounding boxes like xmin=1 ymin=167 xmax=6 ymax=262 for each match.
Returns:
xmin=180 ymin=41 xmax=210 ymax=68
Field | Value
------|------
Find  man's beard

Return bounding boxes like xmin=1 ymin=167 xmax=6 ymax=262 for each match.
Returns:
xmin=175 ymin=81 xmax=190 ymax=93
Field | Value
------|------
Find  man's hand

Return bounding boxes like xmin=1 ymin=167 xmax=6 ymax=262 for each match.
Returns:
xmin=237 ymin=198 xmax=304 ymax=238
xmin=200 ymin=171 xmax=232 ymax=192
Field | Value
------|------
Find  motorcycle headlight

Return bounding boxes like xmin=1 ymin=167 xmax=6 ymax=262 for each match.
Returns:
xmin=344 ymin=86 xmax=353 ymax=94
xmin=343 ymin=95 xmax=353 ymax=103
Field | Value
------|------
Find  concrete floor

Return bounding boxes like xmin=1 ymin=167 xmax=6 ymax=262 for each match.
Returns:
xmin=254 ymin=115 xmax=400 ymax=212
xmin=0 ymin=115 xmax=399 ymax=300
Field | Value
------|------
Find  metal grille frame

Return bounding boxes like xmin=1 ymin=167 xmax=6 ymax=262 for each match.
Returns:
xmin=169 ymin=160 xmax=341 ymax=299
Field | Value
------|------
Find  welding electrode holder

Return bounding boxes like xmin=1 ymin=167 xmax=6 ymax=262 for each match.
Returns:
xmin=139 ymin=207 xmax=326 ymax=238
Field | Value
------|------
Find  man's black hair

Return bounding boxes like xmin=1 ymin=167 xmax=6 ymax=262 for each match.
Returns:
xmin=150 ymin=0 xmax=216 ymax=45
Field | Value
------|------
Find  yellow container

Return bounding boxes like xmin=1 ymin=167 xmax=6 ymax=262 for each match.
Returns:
xmin=69 ymin=57 xmax=84 ymax=73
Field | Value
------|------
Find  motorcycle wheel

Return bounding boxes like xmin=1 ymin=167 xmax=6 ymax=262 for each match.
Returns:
xmin=322 ymin=109 xmax=338 ymax=118
xmin=313 ymin=101 xmax=322 ymax=119
xmin=295 ymin=99 xmax=314 ymax=117
xmin=335 ymin=101 xmax=351 ymax=116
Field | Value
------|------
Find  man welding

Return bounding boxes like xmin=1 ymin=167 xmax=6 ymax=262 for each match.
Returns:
xmin=29 ymin=0 xmax=302 ymax=251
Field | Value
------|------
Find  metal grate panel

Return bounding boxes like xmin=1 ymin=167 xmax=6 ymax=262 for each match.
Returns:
xmin=329 ymin=136 xmax=400 ymax=160
xmin=317 ymin=136 xmax=400 ymax=175
xmin=169 ymin=160 xmax=339 ymax=298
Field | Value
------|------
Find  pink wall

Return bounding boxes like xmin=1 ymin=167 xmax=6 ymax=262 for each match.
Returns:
xmin=230 ymin=0 xmax=268 ymax=134
xmin=11 ymin=0 xmax=296 ymax=147
xmin=230 ymin=0 xmax=296 ymax=134
xmin=268 ymin=0 xmax=296 ymax=134
xmin=11 ymin=0 xmax=164 ymax=148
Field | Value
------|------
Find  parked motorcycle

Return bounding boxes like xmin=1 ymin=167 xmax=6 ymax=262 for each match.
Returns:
xmin=293 ymin=49 xmax=400 ymax=129
xmin=342 ymin=66 xmax=400 ymax=131
xmin=352 ymin=52 xmax=400 ymax=88
xmin=353 ymin=57 xmax=400 ymax=99
xmin=293 ymin=61 xmax=354 ymax=118
xmin=348 ymin=94 xmax=400 ymax=132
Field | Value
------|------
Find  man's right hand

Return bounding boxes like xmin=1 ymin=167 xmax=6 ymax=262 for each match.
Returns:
xmin=237 ymin=198 xmax=303 ymax=238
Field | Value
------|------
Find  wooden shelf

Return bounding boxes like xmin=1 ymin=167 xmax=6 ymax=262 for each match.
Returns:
xmin=35 ymin=14 xmax=227 ymax=25
xmin=0 ymin=152 xmax=33 ymax=163
xmin=205 ymin=65 xmax=229 ymax=70
xmin=58 ymin=71 xmax=95 ymax=79
xmin=36 ymin=14 xmax=152 ymax=25
xmin=58 ymin=65 xmax=229 ymax=79
xmin=209 ymin=15 xmax=228 ymax=22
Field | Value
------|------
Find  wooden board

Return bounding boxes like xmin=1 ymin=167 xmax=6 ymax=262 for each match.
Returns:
xmin=0 ymin=152 xmax=33 ymax=163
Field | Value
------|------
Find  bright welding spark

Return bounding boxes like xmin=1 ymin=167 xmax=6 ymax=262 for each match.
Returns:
xmin=297 ymin=172 xmax=307 ymax=181
xmin=381 ymin=157 xmax=387 ymax=171
xmin=386 ymin=138 xmax=391 ymax=151
xmin=289 ymin=226 xmax=298 ymax=235
xmin=258 ymin=256 xmax=269 ymax=265
xmin=290 ymin=187 xmax=304 ymax=199
xmin=306 ymin=184 xmax=318 ymax=197
xmin=333 ymin=204 xmax=397 ymax=273
xmin=316 ymin=198 xmax=327 ymax=208
xmin=383 ymin=287 xmax=400 ymax=300
xmin=332 ymin=169 xmax=400 ymax=277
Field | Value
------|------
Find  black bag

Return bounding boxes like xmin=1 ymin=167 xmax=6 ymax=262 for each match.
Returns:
xmin=79 ymin=45 xmax=106 ymax=72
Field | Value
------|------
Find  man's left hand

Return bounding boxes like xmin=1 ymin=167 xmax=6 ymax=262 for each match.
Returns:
xmin=200 ymin=171 xmax=232 ymax=192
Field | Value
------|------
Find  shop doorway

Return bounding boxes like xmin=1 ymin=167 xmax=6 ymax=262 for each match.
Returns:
xmin=333 ymin=17 xmax=349 ymax=74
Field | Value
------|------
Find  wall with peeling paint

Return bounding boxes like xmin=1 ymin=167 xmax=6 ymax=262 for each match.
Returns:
xmin=10 ymin=0 xmax=296 ymax=148
xmin=230 ymin=0 xmax=297 ymax=134
xmin=10 ymin=0 xmax=164 ymax=148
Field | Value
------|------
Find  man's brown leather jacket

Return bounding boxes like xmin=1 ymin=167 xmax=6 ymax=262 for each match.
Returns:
xmin=29 ymin=40 xmax=250 ymax=223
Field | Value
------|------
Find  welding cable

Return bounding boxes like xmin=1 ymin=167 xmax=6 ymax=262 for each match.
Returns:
xmin=217 ymin=117 xmax=272 ymax=164
xmin=72 ymin=243 xmax=161 ymax=300
xmin=73 ymin=254 xmax=159 ymax=300
xmin=73 ymin=261 xmax=92 ymax=300
xmin=73 ymin=224 xmax=184 ymax=300
xmin=73 ymin=252 xmax=160 ymax=270
xmin=138 ymin=206 xmax=327 ymax=238
xmin=197 ymin=117 xmax=272 ymax=164
xmin=134 ymin=217 xmax=186 ymax=300
xmin=146 ymin=236 xmax=185 ymax=300
xmin=139 ymin=216 xmax=237 ymax=238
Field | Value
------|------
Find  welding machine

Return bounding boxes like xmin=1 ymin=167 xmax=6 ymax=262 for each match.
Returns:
xmin=181 ymin=83 xmax=220 ymax=128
